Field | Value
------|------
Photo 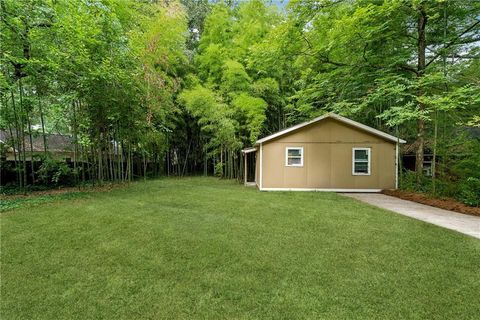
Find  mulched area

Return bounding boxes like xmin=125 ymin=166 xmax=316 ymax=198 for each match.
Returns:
xmin=0 ymin=183 xmax=130 ymax=200
xmin=382 ymin=189 xmax=480 ymax=217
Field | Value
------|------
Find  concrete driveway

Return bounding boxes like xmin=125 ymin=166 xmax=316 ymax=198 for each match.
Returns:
xmin=341 ymin=193 xmax=480 ymax=239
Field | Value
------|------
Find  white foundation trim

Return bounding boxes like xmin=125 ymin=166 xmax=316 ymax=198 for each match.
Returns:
xmin=259 ymin=188 xmax=382 ymax=192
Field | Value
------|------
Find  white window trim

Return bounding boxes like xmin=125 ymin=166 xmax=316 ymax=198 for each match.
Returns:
xmin=285 ymin=147 xmax=304 ymax=167
xmin=352 ymin=147 xmax=371 ymax=176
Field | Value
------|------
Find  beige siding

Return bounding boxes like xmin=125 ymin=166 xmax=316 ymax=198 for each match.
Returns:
xmin=259 ymin=118 xmax=396 ymax=190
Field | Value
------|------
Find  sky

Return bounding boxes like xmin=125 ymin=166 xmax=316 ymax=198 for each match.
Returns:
xmin=270 ymin=0 xmax=289 ymax=8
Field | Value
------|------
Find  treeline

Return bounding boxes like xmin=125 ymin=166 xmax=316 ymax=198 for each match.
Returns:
xmin=1 ymin=0 xmax=479 ymax=205
xmin=1 ymin=0 xmax=188 ymax=189
xmin=179 ymin=0 xmax=480 ymax=204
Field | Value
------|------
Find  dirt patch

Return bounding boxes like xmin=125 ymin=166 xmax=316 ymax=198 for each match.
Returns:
xmin=0 ymin=183 xmax=131 ymax=200
xmin=382 ymin=189 xmax=480 ymax=217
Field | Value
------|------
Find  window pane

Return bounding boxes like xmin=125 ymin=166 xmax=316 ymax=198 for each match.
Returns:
xmin=288 ymin=157 xmax=302 ymax=165
xmin=288 ymin=149 xmax=302 ymax=157
xmin=354 ymin=149 xmax=368 ymax=161
xmin=354 ymin=162 xmax=368 ymax=173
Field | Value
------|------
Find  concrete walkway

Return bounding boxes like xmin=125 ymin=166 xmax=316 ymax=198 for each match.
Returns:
xmin=341 ymin=193 xmax=480 ymax=239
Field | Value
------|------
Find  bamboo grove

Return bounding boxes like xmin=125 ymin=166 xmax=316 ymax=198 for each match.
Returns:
xmin=1 ymin=0 xmax=187 ymax=188
xmin=1 ymin=0 xmax=480 ymax=204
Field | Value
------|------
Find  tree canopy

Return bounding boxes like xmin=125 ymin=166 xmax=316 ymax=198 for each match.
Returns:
xmin=1 ymin=0 xmax=479 ymax=204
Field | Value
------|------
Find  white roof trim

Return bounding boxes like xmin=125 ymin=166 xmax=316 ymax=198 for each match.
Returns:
xmin=242 ymin=147 xmax=257 ymax=153
xmin=255 ymin=113 xmax=406 ymax=145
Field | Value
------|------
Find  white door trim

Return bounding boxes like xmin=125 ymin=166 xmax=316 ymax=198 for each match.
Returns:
xmin=259 ymin=143 xmax=263 ymax=190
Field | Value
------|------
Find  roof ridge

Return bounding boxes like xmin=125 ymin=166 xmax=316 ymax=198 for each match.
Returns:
xmin=255 ymin=113 xmax=406 ymax=145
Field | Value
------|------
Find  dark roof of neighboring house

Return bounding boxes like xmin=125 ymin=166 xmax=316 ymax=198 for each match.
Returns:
xmin=402 ymin=127 xmax=480 ymax=154
xmin=402 ymin=140 xmax=433 ymax=154
xmin=0 ymin=130 xmax=74 ymax=153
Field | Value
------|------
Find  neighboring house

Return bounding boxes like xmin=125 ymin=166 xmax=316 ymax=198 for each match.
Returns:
xmin=0 ymin=130 xmax=74 ymax=161
xmin=243 ymin=113 xmax=406 ymax=192
xmin=401 ymin=127 xmax=479 ymax=176
xmin=401 ymin=140 xmax=434 ymax=176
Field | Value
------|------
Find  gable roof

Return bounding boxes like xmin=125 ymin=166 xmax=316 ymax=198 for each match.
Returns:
xmin=255 ymin=113 xmax=406 ymax=145
xmin=0 ymin=130 xmax=74 ymax=153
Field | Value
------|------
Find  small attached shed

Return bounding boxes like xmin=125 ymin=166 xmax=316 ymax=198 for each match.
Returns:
xmin=243 ymin=113 xmax=406 ymax=192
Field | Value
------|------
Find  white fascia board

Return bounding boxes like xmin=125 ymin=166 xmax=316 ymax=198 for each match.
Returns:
xmin=256 ymin=114 xmax=330 ymax=144
xmin=329 ymin=114 xmax=406 ymax=144
xmin=242 ymin=147 xmax=257 ymax=154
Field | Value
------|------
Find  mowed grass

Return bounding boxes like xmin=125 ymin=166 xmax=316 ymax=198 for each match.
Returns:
xmin=1 ymin=178 xmax=479 ymax=319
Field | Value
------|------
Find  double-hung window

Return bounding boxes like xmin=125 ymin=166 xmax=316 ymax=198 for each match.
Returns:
xmin=286 ymin=147 xmax=303 ymax=167
xmin=352 ymin=148 xmax=371 ymax=175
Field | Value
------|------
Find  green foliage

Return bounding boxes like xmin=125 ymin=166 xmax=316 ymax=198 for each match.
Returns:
xmin=400 ymin=171 xmax=431 ymax=193
xmin=458 ymin=178 xmax=480 ymax=207
xmin=399 ymin=138 xmax=480 ymax=206
xmin=232 ymin=93 xmax=266 ymax=143
xmin=36 ymin=157 xmax=74 ymax=186
xmin=1 ymin=0 xmax=189 ymax=187
xmin=196 ymin=43 xmax=228 ymax=85
xmin=221 ymin=60 xmax=251 ymax=95
xmin=179 ymin=85 xmax=238 ymax=155
xmin=452 ymin=139 xmax=480 ymax=206
xmin=197 ymin=3 xmax=232 ymax=52
xmin=0 ymin=192 xmax=87 ymax=212
xmin=180 ymin=0 xmax=285 ymax=177
xmin=2 ymin=0 xmax=479 ymax=203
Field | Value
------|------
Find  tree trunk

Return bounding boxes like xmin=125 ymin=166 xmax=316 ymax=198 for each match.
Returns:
xmin=26 ymin=109 xmax=35 ymax=184
xmin=433 ymin=1 xmax=449 ymax=195
xmin=18 ymin=80 xmax=27 ymax=191
xmin=143 ymin=151 xmax=147 ymax=181
xmin=11 ymin=99 xmax=22 ymax=187
xmin=182 ymin=139 xmax=191 ymax=176
xmin=7 ymin=124 xmax=19 ymax=185
xmin=72 ymin=101 xmax=79 ymax=186
xmin=91 ymin=145 xmax=96 ymax=186
xmin=220 ymin=147 xmax=224 ymax=178
xmin=108 ymin=133 xmax=114 ymax=182
xmin=415 ymin=5 xmax=427 ymax=184
xmin=432 ymin=111 xmax=438 ymax=194
xmin=36 ymin=88 xmax=48 ymax=155
xmin=81 ymin=144 xmax=86 ymax=185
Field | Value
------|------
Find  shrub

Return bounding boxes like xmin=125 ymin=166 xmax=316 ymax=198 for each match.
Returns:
xmin=36 ymin=157 xmax=75 ymax=186
xmin=215 ymin=162 xmax=224 ymax=177
xmin=452 ymin=139 xmax=480 ymax=206
xmin=399 ymin=170 xmax=432 ymax=193
xmin=457 ymin=177 xmax=480 ymax=207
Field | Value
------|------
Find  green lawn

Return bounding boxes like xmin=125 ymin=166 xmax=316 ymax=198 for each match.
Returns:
xmin=1 ymin=178 xmax=479 ymax=319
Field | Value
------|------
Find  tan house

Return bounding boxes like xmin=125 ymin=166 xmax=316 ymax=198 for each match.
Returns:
xmin=243 ymin=113 xmax=406 ymax=192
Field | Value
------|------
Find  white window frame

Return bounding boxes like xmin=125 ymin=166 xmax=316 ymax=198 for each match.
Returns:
xmin=285 ymin=147 xmax=304 ymax=167
xmin=352 ymin=147 xmax=371 ymax=176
